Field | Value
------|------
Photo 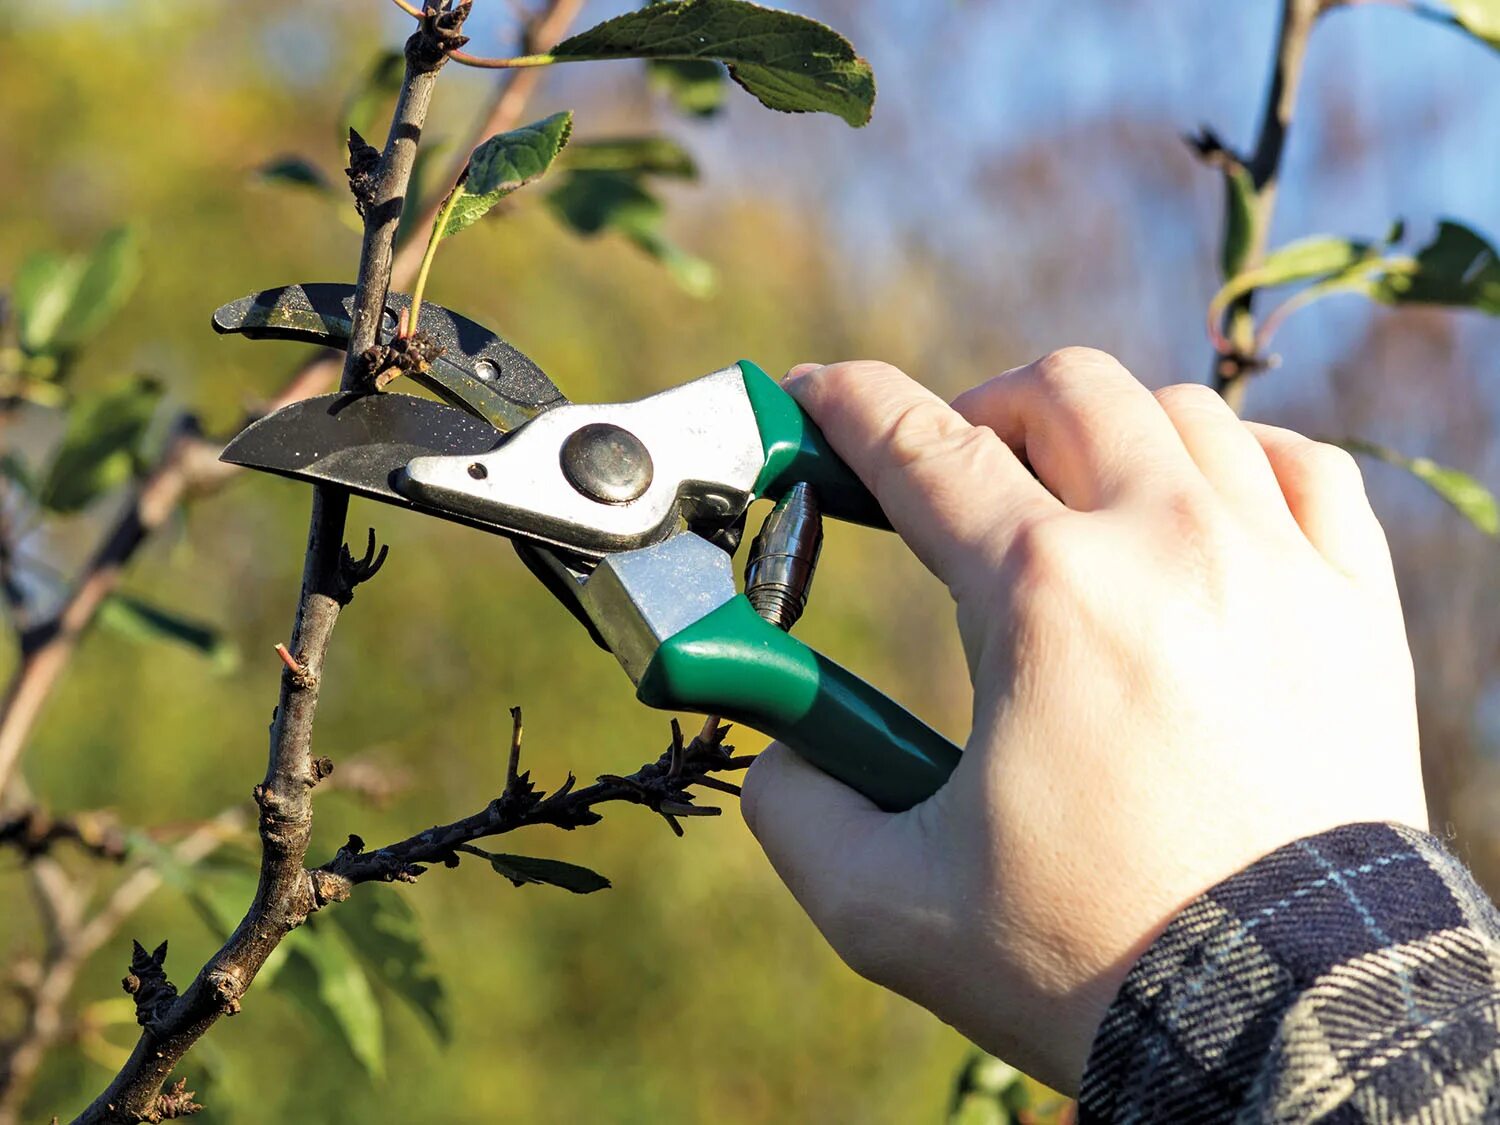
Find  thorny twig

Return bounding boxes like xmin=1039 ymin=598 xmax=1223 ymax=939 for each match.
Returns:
xmin=313 ymin=713 xmax=748 ymax=900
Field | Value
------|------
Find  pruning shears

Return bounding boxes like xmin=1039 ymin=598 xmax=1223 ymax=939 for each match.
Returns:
xmin=214 ymin=283 xmax=963 ymax=811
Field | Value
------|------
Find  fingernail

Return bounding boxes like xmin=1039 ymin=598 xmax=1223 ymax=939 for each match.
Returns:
xmin=781 ymin=363 xmax=824 ymax=392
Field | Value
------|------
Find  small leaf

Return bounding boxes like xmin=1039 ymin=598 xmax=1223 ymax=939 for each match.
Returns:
xmin=50 ymin=227 xmax=144 ymax=355
xmin=256 ymin=156 xmax=336 ymax=195
xmin=547 ymin=171 xmax=715 ymax=295
xmin=562 ymin=136 xmax=698 ymax=178
xmin=1450 ymin=0 xmax=1500 ymax=49
xmin=1343 ymin=439 xmax=1499 ymax=537
xmin=551 ymin=0 xmax=876 ymax=127
xmin=13 ymin=251 xmax=83 ymax=358
xmin=1219 ymin=163 xmax=1257 ymax=280
xmin=440 ymin=112 xmax=574 ymax=238
xmin=39 ymin=376 xmax=163 ymax=512
xmin=328 ymin=888 xmax=451 ymax=1044
xmin=13 ymin=228 xmax=142 ymax=360
xmin=1371 ymin=219 xmax=1500 ymax=315
xmin=98 ymin=594 xmax=240 ymax=672
xmin=471 ymin=848 xmax=611 ymax=893
xmin=340 ymin=49 xmax=406 ymax=151
xmin=1208 ymin=235 xmax=1382 ymax=324
xmin=275 ymin=921 xmax=385 ymax=1078
xmin=647 ymin=57 xmax=728 ymax=116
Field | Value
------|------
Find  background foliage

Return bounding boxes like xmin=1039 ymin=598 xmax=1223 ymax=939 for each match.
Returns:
xmin=1 ymin=0 xmax=1497 ymax=1121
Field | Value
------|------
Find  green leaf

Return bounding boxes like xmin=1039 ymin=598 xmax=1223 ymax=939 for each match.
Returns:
xmin=52 ymin=227 xmax=144 ymax=355
xmin=1219 ymin=164 xmax=1257 ymax=279
xmin=328 ymin=888 xmax=451 ymax=1044
xmin=1450 ymin=0 xmax=1500 ymax=49
xmin=1208 ymin=235 xmax=1383 ymax=325
xmin=340 ymin=49 xmax=406 ymax=151
xmin=562 ymin=137 xmax=698 ymax=179
xmin=1343 ymin=439 xmax=1499 ymax=537
xmin=470 ymin=848 xmax=611 ymax=893
xmin=1371 ymin=220 xmax=1500 ymax=315
xmin=550 ymin=0 xmax=876 ymax=127
xmin=98 ymin=594 xmax=240 ymax=673
xmin=13 ymin=228 xmax=142 ymax=360
xmin=39 ymin=376 xmax=163 ymax=512
xmin=547 ymin=171 xmax=715 ymax=295
xmin=256 ymin=156 xmax=335 ymax=195
xmin=0 ymin=453 xmax=33 ymax=497
xmin=275 ymin=921 xmax=385 ymax=1078
xmin=440 ymin=112 xmax=574 ymax=238
xmin=647 ymin=57 xmax=728 ymax=116
xmin=14 ymin=251 xmax=83 ymax=358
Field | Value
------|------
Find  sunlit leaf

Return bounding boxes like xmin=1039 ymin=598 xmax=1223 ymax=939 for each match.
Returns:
xmin=470 ymin=848 xmax=611 ymax=893
xmin=647 ymin=57 xmax=728 ymax=116
xmin=551 ymin=0 xmax=876 ymax=127
xmin=257 ymin=156 xmax=336 ymax=195
xmin=13 ymin=228 xmax=142 ymax=360
xmin=39 ymin=376 xmax=163 ymax=512
xmin=1209 ymin=235 xmax=1383 ymax=323
xmin=547 ymin=171 xmax=715 ymax=295
xmin=562 ymin=137 xmax=697 ymax=178
xmin=1371 ymin=220 xmax=1500 ymax=314
xmin=14 ymin=252 xmax=82 ymax=359
xmin=440 ymin=112 xmax=573 ymax=238
xmin=329 ymin=888 xmax=451 ymax=1044
xmin=275 ymin=921 xmax=385 ymax=1078
xmin=98 ymin=594 xmax=240 ymax=673
xmin=340 ymin=49 xmax=405 ymax=151
xmin=1450 ymin=0 xmax=1500 ymax=49
xmin=1343 ymin=439 xmax=1499 ymax=537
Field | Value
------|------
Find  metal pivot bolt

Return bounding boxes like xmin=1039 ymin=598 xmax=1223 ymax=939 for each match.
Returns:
xmin=559 ymin=423 xmax=653 ymax=505
xmin=745 ymin=482 xmax=823 ymax=631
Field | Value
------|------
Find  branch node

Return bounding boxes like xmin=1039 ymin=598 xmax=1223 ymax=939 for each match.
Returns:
xmin=124 ymin=940 xmax=178 ymax=1035
xmin=1184 ymin=125 xmax=1248 ymax=174
xmin=335 ymin=528 xmax=390 ymax=604
xmin=408 ymin=1 xmax=474 ymax=71
xmin=309 ymin=755 xmax=335 ymax=787
xmin=274 ymin=643 xmax=318 ymax=690
xmin=151 ymin=1077 xmax=204 ymax=1120
xmin=345 ymin=128 xmax=381 ymax=219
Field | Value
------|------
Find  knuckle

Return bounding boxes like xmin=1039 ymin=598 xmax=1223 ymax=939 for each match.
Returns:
xmin=1029 ymin=346 xmax=1129 ymax=390
xmin=1001 ymin=514 xmax=1084 ymax=594
xmin=1154 ymin=382 xmax=1225 ymax=414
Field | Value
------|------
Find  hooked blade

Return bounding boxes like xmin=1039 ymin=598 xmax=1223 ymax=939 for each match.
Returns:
xmin=212 ymin=283 xmax=566 ymax=431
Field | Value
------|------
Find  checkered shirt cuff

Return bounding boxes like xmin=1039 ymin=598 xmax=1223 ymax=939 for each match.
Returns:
xmin=1079 ymin=822 xmax=1500 ymax=1123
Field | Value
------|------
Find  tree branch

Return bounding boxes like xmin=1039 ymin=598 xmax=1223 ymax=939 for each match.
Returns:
xmin=1209 ymin=0 xmax=1325 ymax=412
xmin=73 ymin=11 xmax=463 ymax=1118
xmin=314 ymin=717 xmax=747 ymax=901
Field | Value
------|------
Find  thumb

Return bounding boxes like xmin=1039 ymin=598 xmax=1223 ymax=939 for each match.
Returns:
xmin=784 ymin=361 xmax=1051 ymax=594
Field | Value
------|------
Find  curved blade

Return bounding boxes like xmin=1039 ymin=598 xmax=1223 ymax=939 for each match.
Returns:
xmin=221 ymin=392 xmax=516 ymax=533
xmin=212 ymin=283 xmax=566 ymax=431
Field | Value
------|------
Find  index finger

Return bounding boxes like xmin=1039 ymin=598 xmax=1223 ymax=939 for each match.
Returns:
xmin=785 ymin=361 xmax=1057 ymax=593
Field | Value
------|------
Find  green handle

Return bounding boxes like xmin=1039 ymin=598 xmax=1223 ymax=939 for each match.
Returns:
xmin=636 ymin=597 xmax=962 ymax=812
xmin=739 ymin=361 xmax=889 ymax=529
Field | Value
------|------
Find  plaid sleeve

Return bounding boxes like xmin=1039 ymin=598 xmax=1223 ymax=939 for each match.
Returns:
xmin=1078 ymin=822 xmax=1500 ymax=1123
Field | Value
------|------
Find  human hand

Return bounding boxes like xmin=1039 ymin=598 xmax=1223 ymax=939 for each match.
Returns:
xmin=739 ymin=349 xmax=1426 ymax=1092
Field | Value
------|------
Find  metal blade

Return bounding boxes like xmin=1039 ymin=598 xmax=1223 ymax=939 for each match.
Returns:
xmin=212 ymin=283 xmax=567 ymax=431
xmin=221 ymin=392 xmax=518 ymax=534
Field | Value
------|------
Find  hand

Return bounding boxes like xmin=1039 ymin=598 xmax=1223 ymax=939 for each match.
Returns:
xmin=739 ymin=349 xmax=1426 ymax=1093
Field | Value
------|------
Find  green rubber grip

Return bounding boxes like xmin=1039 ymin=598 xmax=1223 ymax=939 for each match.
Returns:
xmin=636 ymin=597 xmax=962 ymax=812
xmin=738 ymin=360 xmax=889 ymax=529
